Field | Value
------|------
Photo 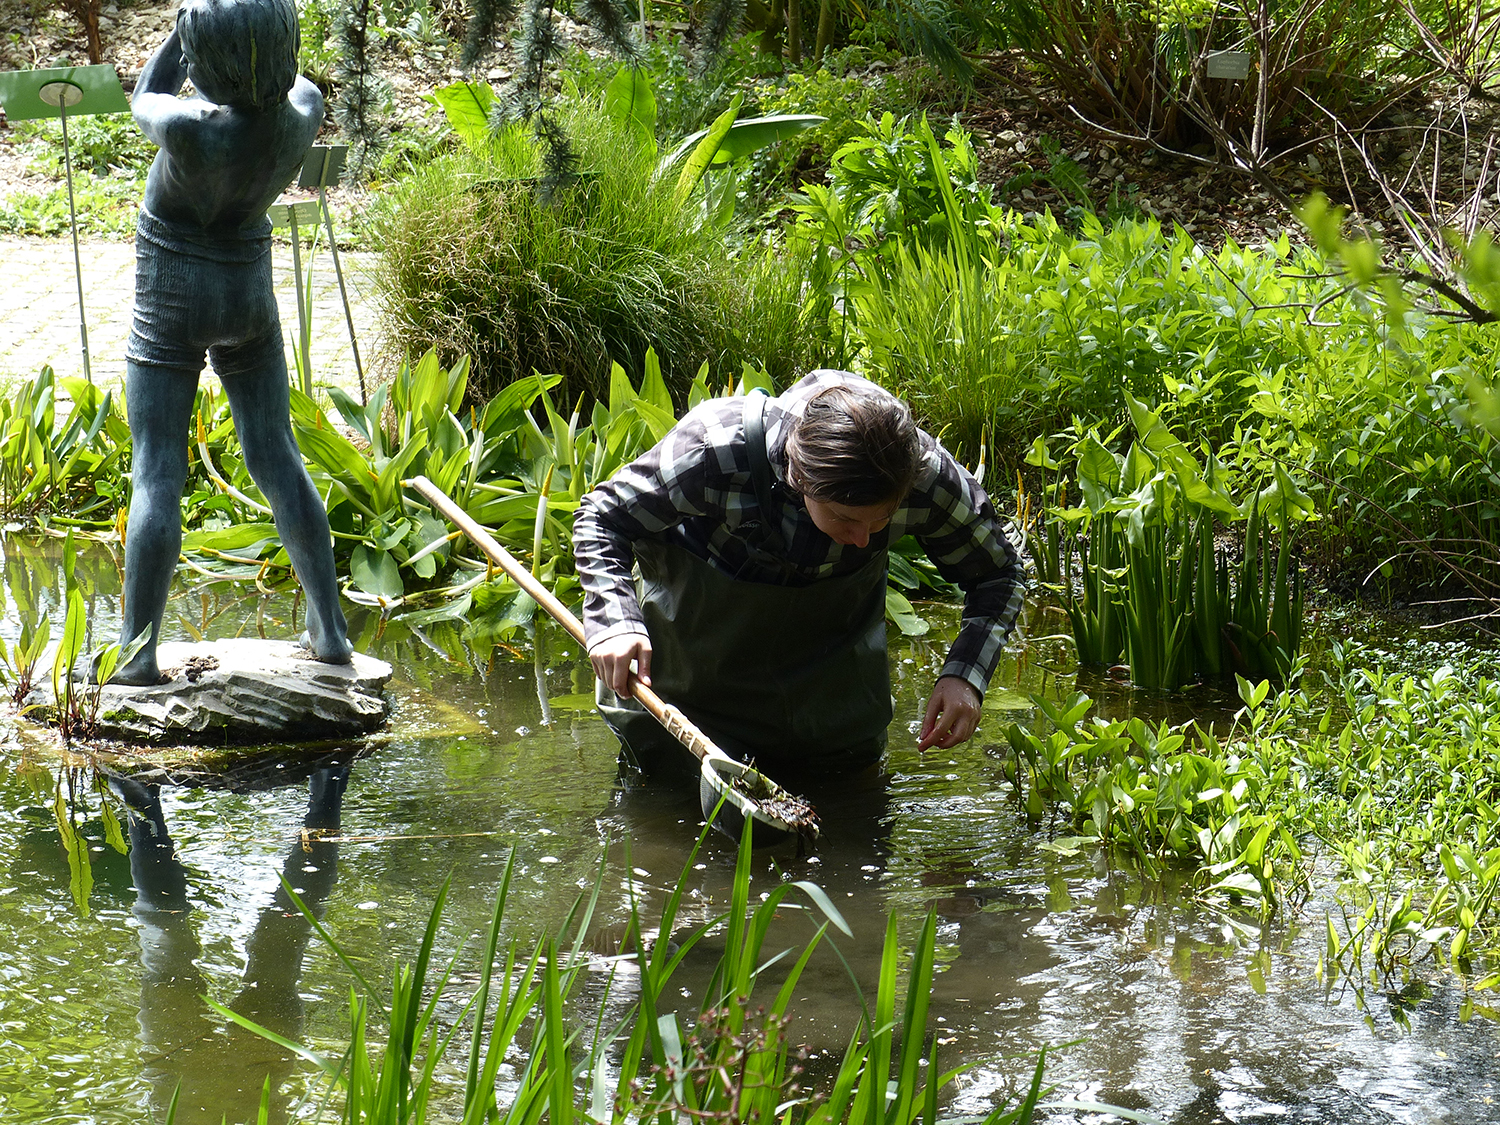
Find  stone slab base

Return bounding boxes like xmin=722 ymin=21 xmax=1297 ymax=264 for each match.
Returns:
xmin=28 ymin=638 xmax=393 ymax=745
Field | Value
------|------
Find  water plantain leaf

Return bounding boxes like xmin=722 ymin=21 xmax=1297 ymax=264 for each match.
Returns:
xmin=463 ymin=491 xmax=542 ymax=526
xmin=426 ymin=80 xmax=496 ymax=152
xmin=638 ymin=346 xmax=673 ymax=414
xmin=1076 ymin=436 xmax=1121 ymax=511
xmin=603 ymin=64 xmax=657 ymax=156
xmin=885 ymin=587 xmax=929 ymax=636
xmin=327 ymin=385 xmax=381 ymax=450
xmin=182 ymin=523 xmax=280 ymax=552
xmin=396 ymin=592 xmax=473 ymax=625
xmin=296 ymin=424 xmax=375 ymax=505
xmin=351 ymin=545 xmax=404 ymax=600
xmin=373 ymin=434 xmax=428 ymax=513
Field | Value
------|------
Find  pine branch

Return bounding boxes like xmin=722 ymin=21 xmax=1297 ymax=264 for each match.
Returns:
xmin=878 ymin=0 xmax=974 ymax=84
xmin=692 ymin=0 xmax=745 ymax=78
xmin=463 ymin=0 xmax=520 ymax=69
xmin=514 ymin=0 xmax=564 ymax=102
xmin=333 ymin=0 xmax=392 ymax=176
xmin=578 ymin=0 xmax=641 ymax=63
xmin=534 ymin=110 xmax=580 ymax=199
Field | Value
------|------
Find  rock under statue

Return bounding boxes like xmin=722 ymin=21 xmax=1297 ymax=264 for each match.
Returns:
xmin=116 ymin=0 xmax=351 ymax=685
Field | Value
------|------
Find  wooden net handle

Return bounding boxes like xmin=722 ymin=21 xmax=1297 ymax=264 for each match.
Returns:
xmin=407 ymin=475 xmax=723 ymax=764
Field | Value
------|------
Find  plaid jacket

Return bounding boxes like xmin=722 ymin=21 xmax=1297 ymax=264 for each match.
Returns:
xmin=572 ymin=371 xmax=1026 ymax=698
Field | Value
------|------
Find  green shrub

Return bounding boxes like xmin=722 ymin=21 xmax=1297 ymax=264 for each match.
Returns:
xmin=750 ymin=55 xmax=943 ymax=186
xmin=12 ymin=114 xmax=157 ymax=178
xmin=369 ymin=104 xmax=812 ymax=405
xmin=791 ymin=112 xmax=1500 ymax=593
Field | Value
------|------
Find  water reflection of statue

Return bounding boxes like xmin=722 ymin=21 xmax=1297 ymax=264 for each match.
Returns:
xmin=114 ymin=767 xmax=347 ymax=1124
xmin=115 ymin=0 xmax=351 ymax=686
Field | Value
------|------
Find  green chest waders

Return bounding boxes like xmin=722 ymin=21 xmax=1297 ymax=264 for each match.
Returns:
xmin=597 ymin=394 xmax=893 ymax=778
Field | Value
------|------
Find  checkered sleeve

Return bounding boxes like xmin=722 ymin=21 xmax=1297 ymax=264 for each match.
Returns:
xmin=910 ymin=446 xmax=1027 ymax=698
xmin=572 ymin=401 xmax=738 ymax=649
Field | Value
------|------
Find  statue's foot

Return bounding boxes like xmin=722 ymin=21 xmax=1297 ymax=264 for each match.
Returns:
xmin=108 ymin=652 xmax=165 ymax=687
xmin=300 ymin=629 xmax=354 ymax=665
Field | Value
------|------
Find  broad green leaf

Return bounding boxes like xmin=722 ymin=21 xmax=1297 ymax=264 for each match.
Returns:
xmin=603 ymin=64 xmax=657 ymax=156
xmin=181 ymin=522 xmax=280 ymax=552
xmin=351 ymin=545 xmax=404 ymax=600
xmin=661 ymin=112 xmax=825 ymax=172
xmin=425 ymin=81 xmax=496 ymax=151
xmin=1075 ymin=436 xmax=1121 ymax=511
xmin=885 ymin=587 xmax=929 ymax=636
xmin=672 ymin=94 xmax=743 ymax=207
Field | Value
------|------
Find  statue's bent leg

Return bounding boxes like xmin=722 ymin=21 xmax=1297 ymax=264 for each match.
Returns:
xmin=117 ymin=361 xmax=199 ymax=685
xmin=216 ymin=336 xmax=352 ymax=664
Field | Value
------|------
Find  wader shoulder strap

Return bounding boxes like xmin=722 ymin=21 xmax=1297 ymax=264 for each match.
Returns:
xmin=743 ymin=390 xmax=777 ymax=523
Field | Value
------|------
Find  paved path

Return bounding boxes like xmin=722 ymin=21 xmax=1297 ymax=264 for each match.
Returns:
xmin=0 ymin=235 xmax=381 ymax=396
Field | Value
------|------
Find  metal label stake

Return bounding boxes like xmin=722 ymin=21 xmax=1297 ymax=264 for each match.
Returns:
xmin=298 ymin=145 xmax=366 ymax=405
xmin=0 ymin=63 xmax=129 ymax=384
xmin=41 ymin=81 xmax=91 ymax=383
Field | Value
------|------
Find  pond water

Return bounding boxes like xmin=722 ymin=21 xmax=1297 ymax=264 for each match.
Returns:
xmin=0 ymin=539 xmax=1496 ymax=1124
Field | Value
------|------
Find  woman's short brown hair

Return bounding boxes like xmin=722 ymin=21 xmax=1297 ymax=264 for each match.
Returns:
xmin=785 ymin=384 xmax=921 ymax=506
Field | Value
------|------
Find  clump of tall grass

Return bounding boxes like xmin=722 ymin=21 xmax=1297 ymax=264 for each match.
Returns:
xmin=213 ymin=819 xmax=1065 ymax=1125
xmin=369 ymin=105 xmax=811 ymax=407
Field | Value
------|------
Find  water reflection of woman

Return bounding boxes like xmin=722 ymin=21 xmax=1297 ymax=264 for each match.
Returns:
xmin=114 ymin=767 xmax=346 ymax=1124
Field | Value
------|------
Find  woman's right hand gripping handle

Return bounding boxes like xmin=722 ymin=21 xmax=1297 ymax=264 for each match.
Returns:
xmin=589 ymin=632 xmax=653 ymax=699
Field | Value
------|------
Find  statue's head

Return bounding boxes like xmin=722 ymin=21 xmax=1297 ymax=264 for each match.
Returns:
xmin=177 ymin=0 xmax=300 ymax=110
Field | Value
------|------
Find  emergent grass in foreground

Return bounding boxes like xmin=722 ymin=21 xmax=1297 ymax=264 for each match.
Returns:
xmin=208 ymin=818 xmax=1093 ymax=1125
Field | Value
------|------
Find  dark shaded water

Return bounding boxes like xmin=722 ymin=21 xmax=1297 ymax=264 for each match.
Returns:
xmin=0 ymin=540 xmax=1496 ymax=1124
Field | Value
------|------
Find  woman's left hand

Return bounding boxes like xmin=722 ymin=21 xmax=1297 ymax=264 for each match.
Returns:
xmin=918 ymin=676 xmax=981 ymax=751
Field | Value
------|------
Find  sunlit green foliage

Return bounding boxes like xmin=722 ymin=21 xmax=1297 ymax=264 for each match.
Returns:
xmin=1034 ymin=397 xmax=1309 ymax=689
xmin=0 ymin=366 xmax=126 ymax=522
xmin=790 ymin=112 xmax=1500 ymax=594
xmin=1003 ymin=654 xmax=1500 ymax=1000
xmin=370 ymin=97 xmax=812 ymax=406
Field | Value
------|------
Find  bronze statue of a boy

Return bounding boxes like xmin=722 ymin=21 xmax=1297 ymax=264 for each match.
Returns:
xmin=117 ymin=0 xmax=352 ymax=684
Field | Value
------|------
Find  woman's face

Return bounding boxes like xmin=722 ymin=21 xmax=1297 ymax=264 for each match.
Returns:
xmin=803 ymin=496 xmax=899 ymax=549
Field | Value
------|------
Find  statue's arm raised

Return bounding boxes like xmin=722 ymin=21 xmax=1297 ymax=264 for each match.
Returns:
xmin=132 ymin=29 xmax=196 ymax=147
xmin=132 ymin=26 xmax=236 ymax=163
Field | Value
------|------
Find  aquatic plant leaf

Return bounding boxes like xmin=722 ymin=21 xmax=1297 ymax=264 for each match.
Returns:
xmin=785 ymin=880 xmax=853 ymax=937
xmin=351 ymin=545 xmax=404 ymax=600
xmin=885 ymin=587 xmax=929 ymax=636
xmin=181 ymin=523 xmax=280 ymax=552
